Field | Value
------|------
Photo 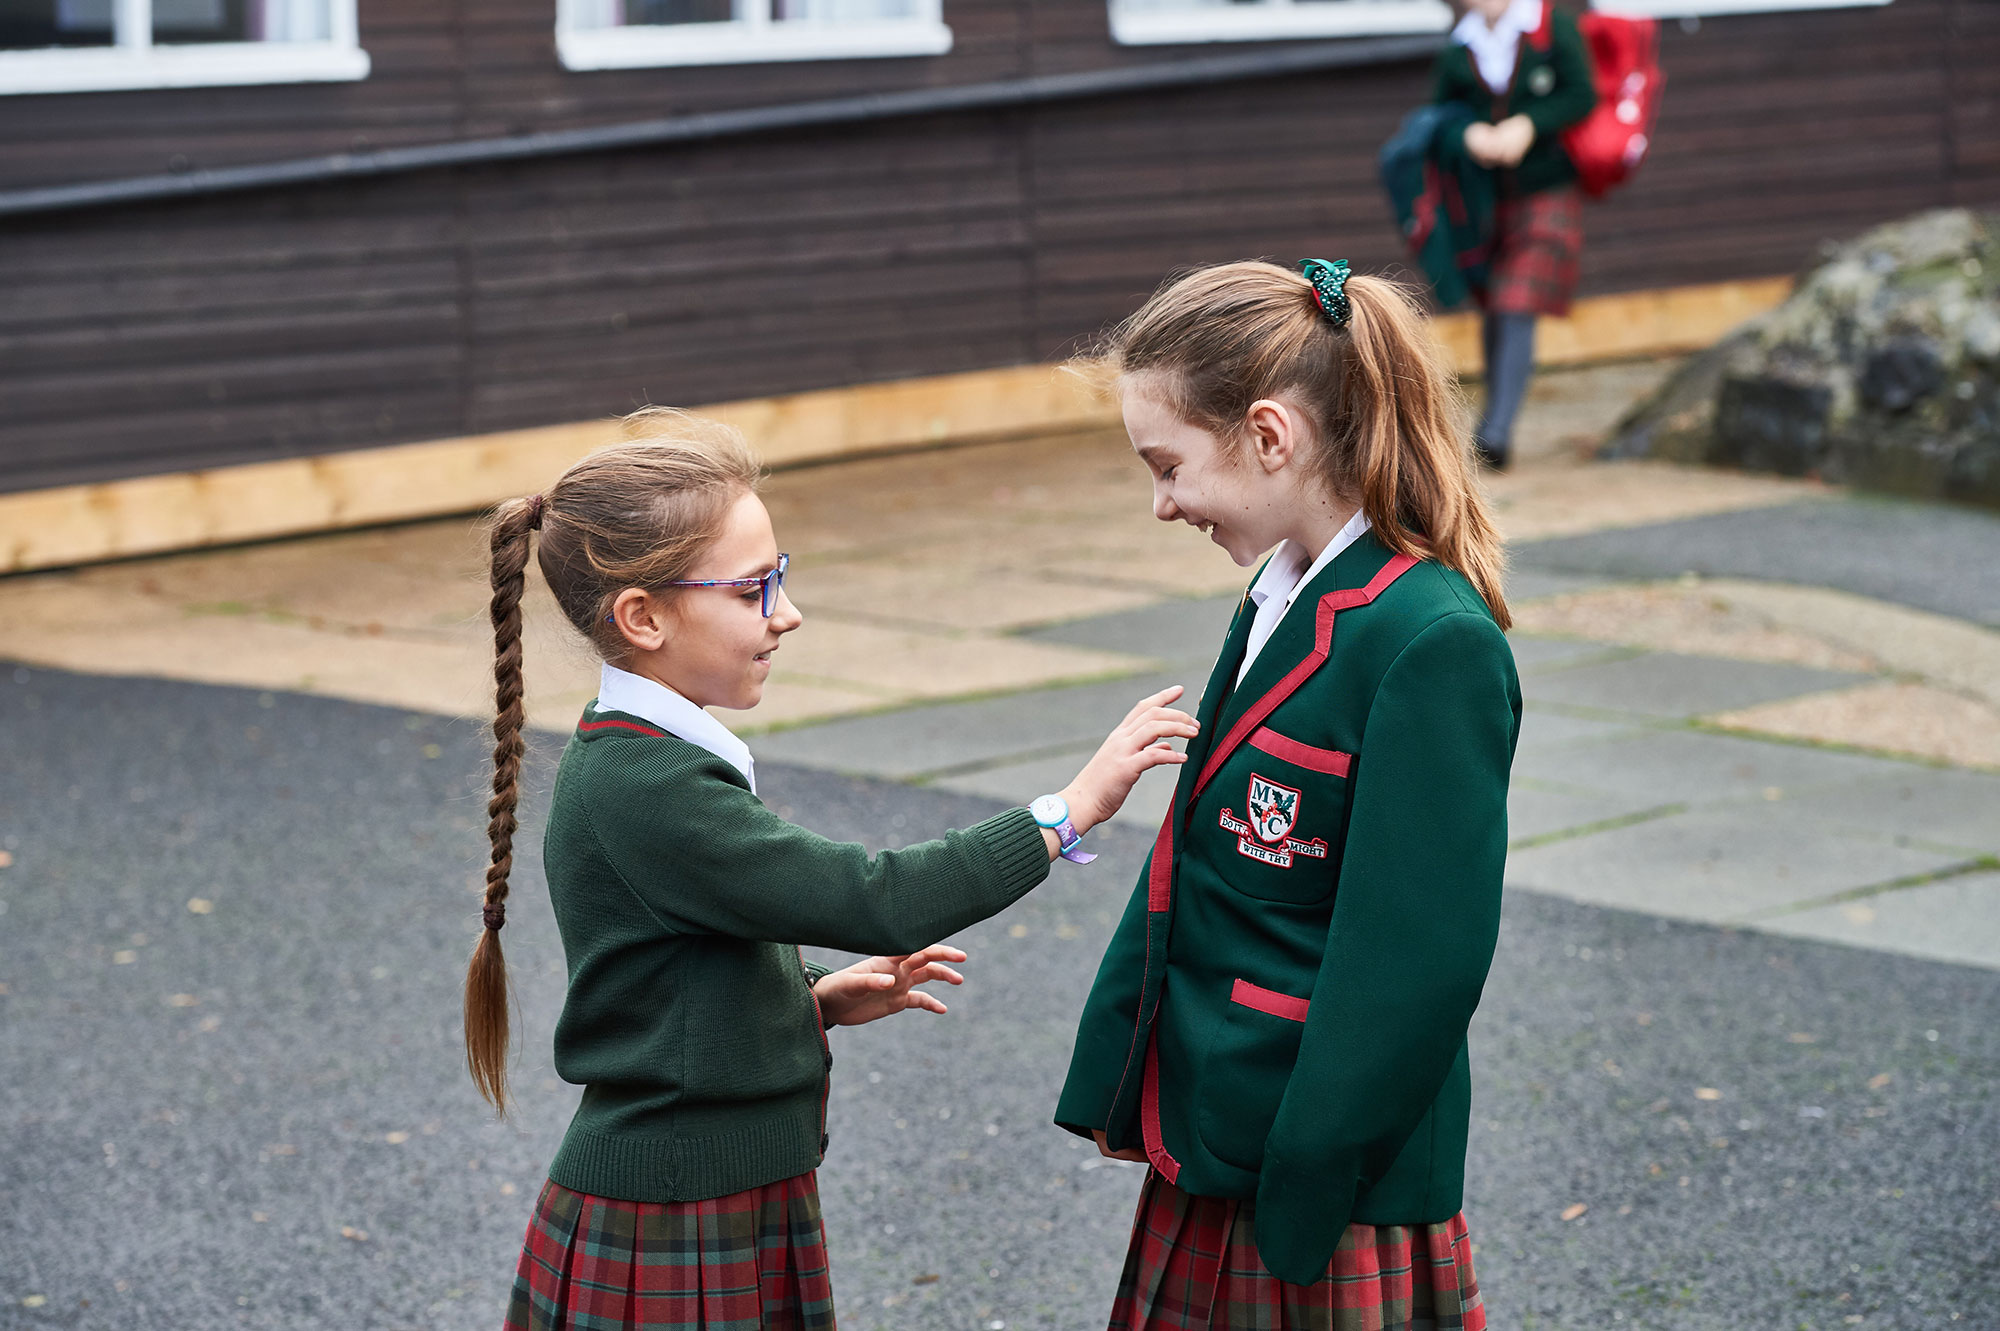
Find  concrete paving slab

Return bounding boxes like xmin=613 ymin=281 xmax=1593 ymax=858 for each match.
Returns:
xmin=750 ymin=670 xmax=1189 ymax=780
xmin=1506 ymin=783 xmax=1675 ymax=844
xmin=1504 ymin=807 xmax=1966 ymax=926
xmin=1508 ymin=727 xmax=1912 ymax=805
xmin=1765 ymin=766 xmax=2000 ymax=856
xmin=1512 ymin=707 xmax=1653 ymax=753
xmin=1513 ymin=496 xmax=2000 ymax=628
xmin=1755 ymin=872 xmax=2000 ymax=971
xmin=1016 ymin=594 xmax=1241 ymax=669
xmin=1710 ymin=679 xmax=2000 ymax=772
xmin=1519 ymin=650 xmax=1872 ymax=720
xmin=1504 ymin=568 xmax=1619 ymax=603
xmin=1506 ymin=635 xmax=1633 ymax=672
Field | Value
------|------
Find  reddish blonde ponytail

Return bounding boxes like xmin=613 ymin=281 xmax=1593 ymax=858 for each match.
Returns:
xmin=1095 ymin=261 xmax=1510 ymax=630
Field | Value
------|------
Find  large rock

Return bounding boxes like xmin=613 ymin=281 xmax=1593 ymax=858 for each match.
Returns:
xmin=1603 ymin=210 xmax=2000 ymax=508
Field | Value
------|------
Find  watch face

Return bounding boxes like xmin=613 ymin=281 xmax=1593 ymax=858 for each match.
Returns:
xmin=1030 ymin=794 xmax=1068 ymax=826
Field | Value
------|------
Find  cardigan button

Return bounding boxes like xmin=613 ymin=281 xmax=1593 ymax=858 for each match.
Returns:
xmin=819 ymin=1134 xmax=830 ymax=1153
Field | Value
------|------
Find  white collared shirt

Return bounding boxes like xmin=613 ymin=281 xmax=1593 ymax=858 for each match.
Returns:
xmin=596 ymin=662 xmax=756 ymax=793
xmin=1235 ymin=511 xmax=1374 ymax=686
xmin=1453 ymin=0 xmax=1542 ymax=95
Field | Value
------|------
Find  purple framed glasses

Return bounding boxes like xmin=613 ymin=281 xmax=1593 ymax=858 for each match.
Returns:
xmin=665 ymin=552 xmax=790 ymax=617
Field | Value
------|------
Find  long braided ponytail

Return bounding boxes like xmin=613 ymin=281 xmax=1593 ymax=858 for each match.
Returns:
xmin=465 ymin=493 xmax=541 ymax=1113
xmin=461 ymin=409 xmax=763 ymax=1115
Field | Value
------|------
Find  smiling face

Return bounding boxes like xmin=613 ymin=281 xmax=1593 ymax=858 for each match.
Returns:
xmin=1121 ymin=373 xmax=1319 ymax=568
xmin=610 ymin=489 xmax=802 ymax=711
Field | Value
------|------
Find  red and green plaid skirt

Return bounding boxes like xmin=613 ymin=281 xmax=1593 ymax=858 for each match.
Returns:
xmin=505 ymin=1174 xmax=836 ymax=1331
xmin=1107 ymin=1170 xmax=1485 ymax=1331
xmin=1478 ymin=185 xmax=1584 ymax=317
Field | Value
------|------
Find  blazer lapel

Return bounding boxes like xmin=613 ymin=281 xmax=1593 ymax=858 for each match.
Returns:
xmin=1197 ymin=536 xmax=1413 ymax=797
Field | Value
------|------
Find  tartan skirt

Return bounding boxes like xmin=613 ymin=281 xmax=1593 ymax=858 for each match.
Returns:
xmin=504 ymin=1174 xmax=837 ymax=1331
xmin=1479 ymin=185 xmax=1584 ymax=317
xmin=1106 ymin=1171 xmax=1485 ymax=1331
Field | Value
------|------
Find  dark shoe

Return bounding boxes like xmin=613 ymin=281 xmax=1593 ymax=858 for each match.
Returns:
xmin=1474 ymin=438 xmax=1511 ymax=471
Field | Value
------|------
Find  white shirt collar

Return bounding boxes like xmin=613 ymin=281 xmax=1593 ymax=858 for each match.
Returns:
xmin=1453 ymin=0 xmax=1542 ymax=94
xmin=1247 ymin=509 xmax=1375 ymax=615
xmin=595 ymin=662 xmax=756 ymax=793
xmin=1236 ymin=510 xmax=1373 ymax=685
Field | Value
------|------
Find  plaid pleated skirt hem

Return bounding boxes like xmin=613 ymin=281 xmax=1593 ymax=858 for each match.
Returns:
xmin=1106 ymin=1170 xmax=1486 ymax=1331
xmin=1478 ymin=184 xmax=1584 ymax=317
xmin=504 ymin=1174 xmax=836 ymax=1331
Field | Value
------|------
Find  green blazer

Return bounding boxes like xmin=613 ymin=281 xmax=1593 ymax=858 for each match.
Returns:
xmin=1431 ymin=3 xmax=1598 ymax=197
xmin=1054 ymin=534 xmax=1521 ymax=1285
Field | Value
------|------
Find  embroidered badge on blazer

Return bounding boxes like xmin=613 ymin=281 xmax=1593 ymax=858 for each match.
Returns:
xmin=1219 ymin=773 xmax=1329 ymax=869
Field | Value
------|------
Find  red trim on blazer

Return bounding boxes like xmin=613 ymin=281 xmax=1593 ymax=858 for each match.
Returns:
xmin=1231 ymin=978 xmax=1311 ymax=1022
xmin=1248 ymin=727 xmax=1352 ymax=777
xmin=1122 ymin=550 xmax=1422 ymax=1158
xmin=578 ymin=716 xmax=671 ymax=740
xmin=1140 ymin=1028 xmax=1181 ymax=1184
xmin=1194 ymin=552 xmax=1420 ymax=797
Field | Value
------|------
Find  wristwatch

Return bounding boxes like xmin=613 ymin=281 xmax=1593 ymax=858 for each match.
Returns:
xmin=1030 ymin=793 xmax=1095 ymax=864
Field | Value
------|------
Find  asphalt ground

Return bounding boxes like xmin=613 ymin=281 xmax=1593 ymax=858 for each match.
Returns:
xmin=1513 ymin=496 xmax=2000 ymax=628
xmin=1 ymin=664 xmax=1996 ymax=1331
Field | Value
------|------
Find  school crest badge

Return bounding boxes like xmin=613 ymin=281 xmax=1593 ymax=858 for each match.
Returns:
xmin=1248 ymin=774 xmax=1300 ymax=845
xmin=1217 ymin=774 xmax=1328 ymax=869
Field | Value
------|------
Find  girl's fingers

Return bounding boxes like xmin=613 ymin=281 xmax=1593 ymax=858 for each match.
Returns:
xmin=1120 ymin=685 xmax=1185 ymax=725
xmin=911 ymin=993 xmax=948 ymax=1015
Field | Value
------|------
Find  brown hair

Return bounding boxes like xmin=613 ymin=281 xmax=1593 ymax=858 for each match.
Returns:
xmin=1097 ymin=261 xmax=1510 ymax=629
xmin=466 ymin=407 xmax=763 ymax=1113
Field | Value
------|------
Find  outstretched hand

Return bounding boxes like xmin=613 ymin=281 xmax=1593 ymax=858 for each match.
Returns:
xmin=811 ymin=945 xmax=968 ymax=1028
xmin=1059 ymin=685 xmax=1201 ymax=835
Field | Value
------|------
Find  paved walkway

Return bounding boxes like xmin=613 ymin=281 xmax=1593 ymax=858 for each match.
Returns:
xmin=2 ymin=359 xmax=1997 ymax=971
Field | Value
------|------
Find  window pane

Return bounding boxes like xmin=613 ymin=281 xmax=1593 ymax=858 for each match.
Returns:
xmin=775 ymin=0 xmax=917 ymax=19
xmin=153 ymin=0 xmax=332 ymax=42
xmin=616 ymin=0 xmax=741 ymax=25
xmin=0 ymin=0 xmax=115 ymax=50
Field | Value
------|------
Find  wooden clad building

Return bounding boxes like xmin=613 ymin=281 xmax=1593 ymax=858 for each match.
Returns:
xmin=0 ymin=0 xmax=1992 ymax=499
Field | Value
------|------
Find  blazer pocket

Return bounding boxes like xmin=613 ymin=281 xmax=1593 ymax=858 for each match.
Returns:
xmin=1248 ymin=726 xmax=1351 ymax=777
xmin=1195 ymin=978 xmax=1312 ymax=1171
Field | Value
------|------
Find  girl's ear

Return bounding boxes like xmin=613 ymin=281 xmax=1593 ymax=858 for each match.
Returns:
xmin=1244 ymin=398 xmax=1301 ymax=476
xmin=609 ymin=587 xmax=671 ymax=654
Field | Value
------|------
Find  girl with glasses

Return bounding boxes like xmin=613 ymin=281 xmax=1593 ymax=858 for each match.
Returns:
xmin=469 ymin=407 xmax=1197 ymax=1331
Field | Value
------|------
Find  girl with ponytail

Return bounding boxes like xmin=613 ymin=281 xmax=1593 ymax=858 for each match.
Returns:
xmin=1055 ymin=261 xmax=1519 ymax=1330
xmin=470 ymin=408 xmax=1198 ymax=1330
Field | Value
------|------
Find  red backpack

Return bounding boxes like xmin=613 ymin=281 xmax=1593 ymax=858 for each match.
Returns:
xmin=1530 ymin=6 xmax=1664 ymax=198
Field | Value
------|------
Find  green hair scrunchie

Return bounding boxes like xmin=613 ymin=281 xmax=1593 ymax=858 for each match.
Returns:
xmin=1299 ymin=258 xmax=1352 ymax=327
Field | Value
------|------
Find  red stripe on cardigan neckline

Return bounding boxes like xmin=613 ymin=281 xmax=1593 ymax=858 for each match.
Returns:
xmin=1230 ymin=978 xmax=1311 ymax=1022
xmin=1247 ymin=727 xmax=1352 ymax=777
xmin=577 ymin=716 xmax=671 ymax=740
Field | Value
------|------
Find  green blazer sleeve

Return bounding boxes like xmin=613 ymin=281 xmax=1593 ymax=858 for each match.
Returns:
xmin=585 ymin=752 xmax=1050 ymax=955
xmin=1252 ymin=612 xmax=1518 ymax=1284
xmin=1052 ymin=861 xmax=1155 ymax=1143
xmin=1524 ymin=11 xmax=1598 ymax=141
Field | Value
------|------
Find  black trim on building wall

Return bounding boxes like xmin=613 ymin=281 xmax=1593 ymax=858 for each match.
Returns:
xmin=0 ymin=35 xmax=1442 ymax=219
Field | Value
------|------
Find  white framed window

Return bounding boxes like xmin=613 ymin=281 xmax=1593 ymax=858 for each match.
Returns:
xmin=557 ymin=0 xmax=951 ymax=70
xmin=1110 ymin=0 xmax=1454 ymax=46
xmin=0 ymin=0 xmax=367 ymax=95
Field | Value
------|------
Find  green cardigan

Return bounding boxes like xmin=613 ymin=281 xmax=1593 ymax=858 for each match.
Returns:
xmin=1431 ymin=4 xmax=1597 ymax=197
xmin=540 ymin=707 xmax=1051 ymax=1203
xmin=1054 ymin=534 xmax=1521 ymax=1285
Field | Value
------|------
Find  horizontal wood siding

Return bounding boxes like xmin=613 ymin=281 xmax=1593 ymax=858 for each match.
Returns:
xmin=0 ymin=0 xmax=1992 ymax=493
